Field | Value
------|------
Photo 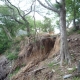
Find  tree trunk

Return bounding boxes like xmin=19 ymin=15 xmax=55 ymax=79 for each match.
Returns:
xmin=60 ymin=0 xmax=71 ymax=66
xmin=25 ymin=22 xmax=31 ymax=37
xmin=27 ymin=25 xmax=31 ymax=37
xmin=73 ymin=0 xmax=76 ymax=30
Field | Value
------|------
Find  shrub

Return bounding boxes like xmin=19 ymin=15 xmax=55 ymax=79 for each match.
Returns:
xmin=0 ymin=32 xmax=12 ymax=54
xmin=72 ymin=77 xmax=80 ymax=80
xmin=77 ymin=30 xmax=80 ymax=34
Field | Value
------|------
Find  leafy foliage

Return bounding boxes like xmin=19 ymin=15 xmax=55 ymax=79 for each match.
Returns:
xmin=27 ymin=16 xmax=54 ymax=33
xmin=66 ymin=0 xmax=80 ymax=26
xmin=0 ymin=5 xmax=19 ymax=37
xmin=0 ymin=29 xmax=12 ymax=54
xmin=0 ymin=5 xmax=24 ymax=54
xmin=42 ymin=16 xmax=54 ymax=32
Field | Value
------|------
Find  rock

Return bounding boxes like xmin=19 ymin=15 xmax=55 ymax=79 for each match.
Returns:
xmin=0 ymin=55 xmax=7 ymax=64
xmin=67 ymin=68 xmax=74 ymax=71
xmin=74 ymin=38 xmax=78 ymax=41
xmin=67 ymin=39 xmax=70 ymax=42
xmin=0 ymin=55 xmax=11 ymax=80
xmin=63 ymin=74 xmax=72 ymax=79
xmin=52 ymin=69 xmax=55 ymax=72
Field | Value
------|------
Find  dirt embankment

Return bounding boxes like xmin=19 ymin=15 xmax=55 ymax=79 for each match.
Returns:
xmin=68 ymin=33 xmax=80 ymax=60
xmin=10 ymin=35 xmax=60 ymax=80
xmin=8 ymin=32 xmax=80 ymax=80
xmin=11 ymin=33 xmax=80 ymax=80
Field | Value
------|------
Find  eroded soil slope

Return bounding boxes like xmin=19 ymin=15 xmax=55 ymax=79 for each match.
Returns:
xmin=8 ymin=33 xmax=80 ymax=80
xmin=11 ymin=35 xmax=60 ymax=80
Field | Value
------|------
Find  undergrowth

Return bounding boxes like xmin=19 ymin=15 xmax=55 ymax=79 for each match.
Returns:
xmin=67 ymin=28 xmax=76 ymax=36
xmin=77 ymin=30 xmax=80 ymax=34
xmin=7 ymin=52 xmax=18 ymax=60
xmin=72 ymin=77 xmax=80 ymax=80
xmin=4 ymin=36 xmax=23 ymax=60
xmin=8 ymin=66 xmax=20 ymax=79
xmin=68 ymin=67 xmax=77 ymax=74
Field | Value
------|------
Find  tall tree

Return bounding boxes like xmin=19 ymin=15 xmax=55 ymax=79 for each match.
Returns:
xmin=37 ymin=0 xmax=71 ymax=65
xmin=42 ymin=16 xmax=54 ymax=32
xmin=66 ymin=0 xmax=80 ymax=30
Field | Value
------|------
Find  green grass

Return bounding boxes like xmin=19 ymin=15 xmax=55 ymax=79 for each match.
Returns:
xmin=48 ymin=62 xmax=54 ymax=68
xmin=48 ymin=62 xmax=59 ymax=69
xmin=7 ymin=52 xmax=18 ymax=60
xmin=68 ymin=67 xmax=76 ymax=74
xmin=72 ymin=77 xmax=80 ymax=80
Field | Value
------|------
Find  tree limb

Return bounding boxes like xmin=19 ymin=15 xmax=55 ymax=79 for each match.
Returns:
xmin=6 ymin=0 xmax=30 ymax=22
xmin=23 ymin=0 xmax=36 ymax=17
xmin=6 ymin=0 xmax=24 ymax=20
xmin=37 ymin=0 xmax=59 ymax=14
xmin=6 ymin=4 xmax=24 ymax=24
xmin=45 ymin=0 xmax=54 ymax=8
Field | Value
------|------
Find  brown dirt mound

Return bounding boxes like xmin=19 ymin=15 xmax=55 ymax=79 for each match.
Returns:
xmin=11 ymin=36 xmax=57 ymax=71
xmin=11 ymin=35 xmax=61 ymax=80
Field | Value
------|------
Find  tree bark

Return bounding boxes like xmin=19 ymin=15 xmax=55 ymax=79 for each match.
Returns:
xmin=60 ymin=0 xmax=71 ymax=66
